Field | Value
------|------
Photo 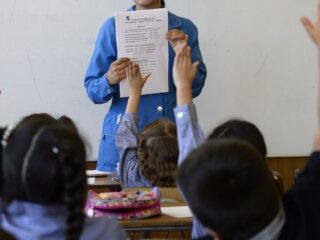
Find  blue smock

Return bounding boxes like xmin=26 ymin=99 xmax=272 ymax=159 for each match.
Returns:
xmin=84 ymin=6 xmax=207 ymax=171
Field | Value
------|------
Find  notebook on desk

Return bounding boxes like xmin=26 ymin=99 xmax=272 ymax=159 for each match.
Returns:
xmin=161 ymin=206 xmax=192 ymax=218
xmin=86 ymin=170 xmax=111 ymax=177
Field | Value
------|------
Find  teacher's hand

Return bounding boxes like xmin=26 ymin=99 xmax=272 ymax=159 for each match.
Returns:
xmin=166 ymin=29 xmax=188 ymax=54
xmin=107 ymin=57 xmax=131 ymax=85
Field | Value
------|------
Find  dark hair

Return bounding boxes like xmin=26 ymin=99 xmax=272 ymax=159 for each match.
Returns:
xmin=177 ymin=139 xmax=280 ymax=239
xmin=0 ymin=114 xmax=87 ymax=240
xmin=209 ymin=119 xmax=267 ymax=157
xmin=0 ymin=229 xmax=15 ymax=240
xmin=208 ymin=119 xmax=286 ymax=195
xmin=137 ymin=119 xmax=178 ymax=187
xmin=161 ymin=0 xmax=165 ymax=7
xmin=0 ymin=128 xmax=5 ymax=196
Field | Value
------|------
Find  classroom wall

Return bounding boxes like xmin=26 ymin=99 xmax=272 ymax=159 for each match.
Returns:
xmin=0 ymin=0 xmax=318 ymax=160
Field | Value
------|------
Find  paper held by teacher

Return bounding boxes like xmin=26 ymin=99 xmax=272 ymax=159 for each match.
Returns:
xmin=115 ymin=8 xmax=169 ymax=98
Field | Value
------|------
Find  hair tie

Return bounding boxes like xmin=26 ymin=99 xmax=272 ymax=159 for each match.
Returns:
xmin=52 ymin=147 xmax=59 ymax=154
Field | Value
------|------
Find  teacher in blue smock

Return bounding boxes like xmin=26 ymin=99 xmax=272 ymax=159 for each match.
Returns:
xmin=84 ymin=0 xmax=207 ymax=171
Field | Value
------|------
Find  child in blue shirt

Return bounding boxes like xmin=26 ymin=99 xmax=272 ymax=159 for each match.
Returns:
xmin=172 ymin=44 xmax=284 ymax=240
xmin=115 ymin=63 xmax=179 ymax=189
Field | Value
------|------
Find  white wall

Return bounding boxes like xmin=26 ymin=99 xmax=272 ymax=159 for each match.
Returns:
xmin=0 ymin=0 xmax=317 ymax=159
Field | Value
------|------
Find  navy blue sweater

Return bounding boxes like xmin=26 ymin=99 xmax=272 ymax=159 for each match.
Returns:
xmin=280 ymin=151 xmax=320 ymax=239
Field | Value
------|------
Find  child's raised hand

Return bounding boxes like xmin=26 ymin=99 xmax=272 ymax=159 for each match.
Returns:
xmin=313 ymin=130 xmax=320 ymax=151
xmin=301 ymin=1 xmax=320 ymax=46
xmin=126 ymin=63 xmax=150 ymax=95
xmin=173 ymin=43 xmax=200 ymax=89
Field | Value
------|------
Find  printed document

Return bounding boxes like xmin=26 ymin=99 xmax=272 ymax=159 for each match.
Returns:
xmin=115 ymin=8 xmax=169 ymax=97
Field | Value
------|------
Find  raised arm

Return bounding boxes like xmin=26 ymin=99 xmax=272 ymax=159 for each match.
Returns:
xmin=302 ymin=1 xmax=320 ymax=130
xmin=115 ymin=64 xmax=151 ymax=188
xmin=125 ymin=64 xmax=150 ymax=113
xmin=167 ymin=22 xmax=207 ymax=98
xmin=173 ymin=44 xmax=200 ymax=105
xmin=173 ymin=43 xmax=205 ymax=165
xmin=173 ymin=44 xmax=209 ymax=238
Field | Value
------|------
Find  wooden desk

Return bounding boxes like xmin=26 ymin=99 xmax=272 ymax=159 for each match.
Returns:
xmin=118 ymin=203 xmax=192 ymax=233
xmin=86 ymin=156 xmax=310 ymax=192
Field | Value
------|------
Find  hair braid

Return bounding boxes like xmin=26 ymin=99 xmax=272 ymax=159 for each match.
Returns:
xmin=137 ymin=119 xmax=178 ymax=187
xmin=59 ymin=140 xmax=86 ymax=240
xmin=1 ymin=114 xmax=88 ymax=239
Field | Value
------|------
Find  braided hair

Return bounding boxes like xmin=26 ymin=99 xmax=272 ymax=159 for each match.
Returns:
xmin=137 ymin=119 xmax=178 ymax=187
xmin=1 ymin=114 xmax=87 ymax=240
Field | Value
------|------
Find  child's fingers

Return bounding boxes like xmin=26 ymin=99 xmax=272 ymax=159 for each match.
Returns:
xmin=133 ymin=63 xmax=139 ymax=77
xmin=129 ymin=64 xmax=133 ymax=78
xmin=318 ymin=1 xmax=320 ymax=22
xmin=181 ymin=44 xmax=188 ymax=65
xmin=301 ymin=17 xmax=317 ymax=44
xmin=312 ymin=130 xmax=320 ymax=151
xmin=143 ymin=73 xmax=151 ymax=84
xmin=126 ymin=66 xmax=129 ymax=79
xmin=175 ymin=47 xmax=183 ymax=65
xmin=186 ymin=46 xmax=191 ymax=60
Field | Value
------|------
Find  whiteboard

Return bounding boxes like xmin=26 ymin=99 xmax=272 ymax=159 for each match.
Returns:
xmin=0 ymin=0 xmax=317 ymax=159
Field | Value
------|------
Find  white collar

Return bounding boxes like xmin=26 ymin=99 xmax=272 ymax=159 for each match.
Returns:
xmin=249 ymin=202 xmax=285 ymax=240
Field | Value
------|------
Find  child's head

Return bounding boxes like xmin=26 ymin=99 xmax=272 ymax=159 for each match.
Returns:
xmin=209 ymin=119 xmax=285 ymax=194
xmin=209 ymin=119 xmax=267 ymax=157
xmin=0 ymin=113 xmax=87 ymax=240
xmin=137 ymin=119 xmax=178 ymax=187
xmin=177 ymin=139 xmax=281 ymax=240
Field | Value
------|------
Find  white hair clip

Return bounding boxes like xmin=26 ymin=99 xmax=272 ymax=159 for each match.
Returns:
xmin=1 ymin=123 xmax=18 ymax=148
xmin=52 ymin=147 xmax=59 ymax=154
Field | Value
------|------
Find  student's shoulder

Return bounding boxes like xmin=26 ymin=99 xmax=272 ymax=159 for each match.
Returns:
xmin=81 ymin=216 xmax=126 ymax=240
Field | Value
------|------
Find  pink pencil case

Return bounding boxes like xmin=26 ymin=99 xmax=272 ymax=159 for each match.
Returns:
xmin=85 ymin=187 xmax=161 ymax=220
